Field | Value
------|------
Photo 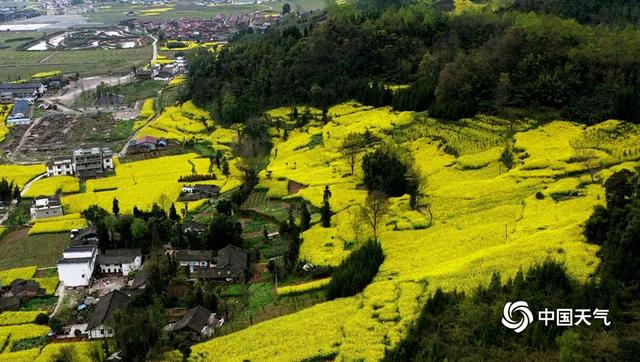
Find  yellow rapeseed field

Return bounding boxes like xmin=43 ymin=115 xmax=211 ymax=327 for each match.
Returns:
xmin=188 ymin=104 xmax=629 ymax=361
xmin=276 ymin=277 xmax=331 ymax=295
xmin=22 ymin=176 xmax=80 ymax=198
xmin=0 ymin=164 xmax=46 ymax=188
xmin=29 ymin=213 xmax=87 ymax=235
xmin=0 ymin=312 xmax=41 ymax=326
xmin=0 ymin=266 xmax=36 ymax=286
xmin=35 ymin=342 xmax=104 ymax=362
xmin=0 ymin=104 xmax=13 ymax=143
xmin=0 ymin=324 xmax=50 ymax=352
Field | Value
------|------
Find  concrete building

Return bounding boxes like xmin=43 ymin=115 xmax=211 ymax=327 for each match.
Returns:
xmin=98 ymin=249 xmax=142 ymax=276
xmin=46 ymin=157 xmax=74 ymax=177
xmin=30 ymin=195 xmax=63 ymax=220
xmin=73 ymin=147 xmax=114 ymax=179
xmin=57 ymin=245 xmax=98 ymax=287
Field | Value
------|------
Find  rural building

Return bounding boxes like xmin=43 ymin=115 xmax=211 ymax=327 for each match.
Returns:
xmin=163 ymin=305 xmax=221 ymax=338
xmin=6 ymin=99 xmax=32 ymax=125
xmin=154 ymin=71 xmax=173 ymax=82
xmin=127 ymin=135 xmax=168 ymax=154
xmin=30 ymin=195 xmax=63 ymax=220
xmin=87 ymin=290 xmax=131 ymax=339
xmin=130 ymin=268 xmax=148 ymax=290
xmin=0 ymin=82 xmax=45 ymax=99
xmin=70 ymin=226 xmax=99 ymax=246
xmin=135 ymin=69 xmax=157 ymax=80
xmin=73 ymin=147 xmax=114 ymax=179
xmin=98 ymin=249 xmax=142 ymax=276
xmin=9 ymin=279 xmax=46 ymax=299
xmin=57 ymin=245 xmax=98 ymax=287
xmin=46 ymin=157 xmax=74 ymax=177
xmin=180 ymin=184 xmax=221 ymax=201
xmin=0 ymin=296 xmax=20 ymax=312
xmin=171 ymin=250 xmax=213 ymax=273
xmin=195 ymin=245 xmax=248 ymax=283
xmin=184 ymin=220 xmax=207 ymax=235
xmin=0 ymin=92 xmax=13 ymax=104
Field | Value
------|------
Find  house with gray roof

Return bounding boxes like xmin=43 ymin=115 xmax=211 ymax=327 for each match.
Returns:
xmin=87 ymin=290 xmax=131 ymax=339
xmin=98 ymin=249 xmax=142 ymax=276
xmin=163 ymin=305 xmax=221 ymax=338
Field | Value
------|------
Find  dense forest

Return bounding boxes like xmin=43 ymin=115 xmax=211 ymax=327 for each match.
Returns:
xmin=187 ymin=0 xmax=640 ymax=125
xmin=385 ymin=168 xmax=640 ymax=360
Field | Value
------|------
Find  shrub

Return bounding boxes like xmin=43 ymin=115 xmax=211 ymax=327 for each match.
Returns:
xmin=326 ymin=240 xmax=384 ymax=300
xmin=34 ymin=313 xmax=49 ymax=325
xmin=362 ymin=148 xmax=408 ymax=197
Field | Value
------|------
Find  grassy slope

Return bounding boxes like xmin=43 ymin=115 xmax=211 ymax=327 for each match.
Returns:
xmin=0 ymin=230 xmax=69 ymax=270
xmin=0 ymin=32 xmax=151 ymax=82
xmin=188 ymin=104 xmax=638 ymax=361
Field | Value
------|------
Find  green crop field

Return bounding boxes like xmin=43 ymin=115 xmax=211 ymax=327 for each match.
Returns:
xmin=88 ymin=0 xmax=328 ymax=24
xmin=0 ymin=230 xmax=69 ymax=270
xmin=0 ymin=32 xmax=152 ymax=81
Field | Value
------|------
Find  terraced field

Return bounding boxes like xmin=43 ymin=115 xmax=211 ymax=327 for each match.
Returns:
xmin=187 ymin=103 xmax=637 ymax=361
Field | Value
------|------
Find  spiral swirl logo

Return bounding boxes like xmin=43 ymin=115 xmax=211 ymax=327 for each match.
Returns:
xmin=502 ymin=301 xmax=534 ymax=333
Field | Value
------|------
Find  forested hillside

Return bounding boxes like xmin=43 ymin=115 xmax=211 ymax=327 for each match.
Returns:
xmin=188 ymin=0 xmax=640 ymax=125
xmin=180 ymin=0 xmax=640 ymax=360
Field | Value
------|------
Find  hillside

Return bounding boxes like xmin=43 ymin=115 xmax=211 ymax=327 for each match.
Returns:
xmin=185 ymin=104 xmax=638 ymax=361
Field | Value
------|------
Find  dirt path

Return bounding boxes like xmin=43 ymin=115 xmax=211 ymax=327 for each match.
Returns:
xmin=9 ymin=115 xmax=44 ymax=163
xmin=0 ymin=226 xmax=29 ymax=244
xmin=20 ymin=173 xmax=47 ymax=197
xmin=150 ymin=33 xmax=158 ymax=61
xmin=39 ymin=51 xmax=58 ymax=64
xmin=48 ymin=74 xmax=134 ymax=106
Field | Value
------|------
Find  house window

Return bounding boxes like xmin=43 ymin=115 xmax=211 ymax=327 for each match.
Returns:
xmin=100 ymin=329 xmax=105 ymax=335
xmin=81 ymin=274 xmax=85 ymax=278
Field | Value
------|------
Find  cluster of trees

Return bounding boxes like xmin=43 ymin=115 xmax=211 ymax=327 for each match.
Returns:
xmin=82 ymin=200 xmax=244 ymax=254
xmin=512 ymin=0 xmax=640 ymax=24
xmin=387 ymin=168 xmax=640 ymax=360
xmin=186 ymin=0 xmax=640 ymax=125
xmin=0 ymin=178 xmax=20 ymax=204
xmin=326 ymin=239 xmax=384 ymax=300
xmin=585 ymin=168 xmax=640 ymax=286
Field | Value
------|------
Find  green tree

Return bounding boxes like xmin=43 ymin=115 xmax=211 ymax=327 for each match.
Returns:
xmin=131 ymin=218 xmax=149 ymax=241
xmin=321 ymin=198 xmax=331 ymax=228
xmin=361 ymin=191 xmax=389 ymax=241
xmin=112 ymin=198 xmax=120 ymax=216
xmin=300 ymin=203 xmax=311 ymax=231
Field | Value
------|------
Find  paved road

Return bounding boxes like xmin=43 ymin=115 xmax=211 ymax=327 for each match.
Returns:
xmin=150 ymin=33 xmax=158 ymax=61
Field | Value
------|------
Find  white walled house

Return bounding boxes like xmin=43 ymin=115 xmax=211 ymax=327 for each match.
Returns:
xmin=98 ymin=249 xmax=142 ymax=276
xmin=30 ymin=195 xmax=63 ymax=220
xmin=87 ymin=290 xmax=130 ymax=339
xmin=57 ymin=245 xmax=98 ymax=287
xmin=171 ymin=250 xmax=213 ymax=273
xmin=46 ymin=157 xmax=74 ymax=177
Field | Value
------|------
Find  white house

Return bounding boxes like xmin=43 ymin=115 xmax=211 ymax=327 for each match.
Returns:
xmin=98 ymin=249 xmax=142 ymax=276
xmin=46 ymin=157 xmax=74 ymax=177
xmin=30 ymin=195 xmax=63 ymax=220
xmin=171 ymin=250 xmax=213 ymax=273
xmin=87 ymin=290 xmax=130 ymax=339
xmin=57 ymin=245 xmax=98 ymax=287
